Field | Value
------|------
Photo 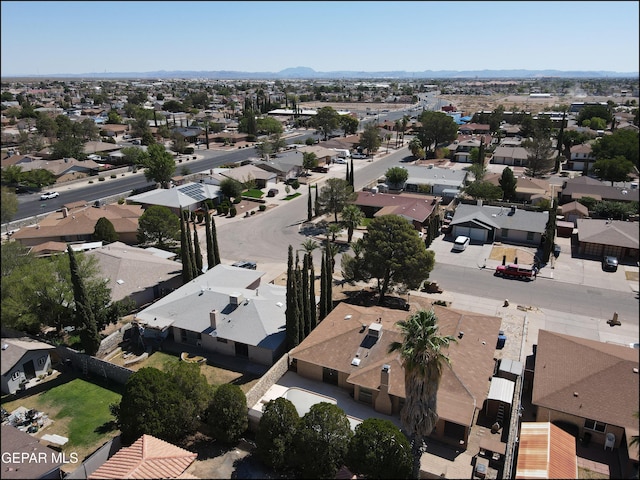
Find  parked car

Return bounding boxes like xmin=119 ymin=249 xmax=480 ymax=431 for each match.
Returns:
xmin=602 ymin=255 xmax=618 ymax=272
xmin=232 ymin=261 xmax=257 ymax=270
xmin=267 ymin=188 xmax=278 ymax=197
xmin=40 ymin=191 xmax=59 ymax=200
xmin=334 ymin=158 xmax=347 ymax=164
xmin=452 ymin=235 xmax=470 ymax=252
xmin=495 ymin=263 xmax=537 ymax=281
xmin=352 ymin=153 xmax=368 ymax=159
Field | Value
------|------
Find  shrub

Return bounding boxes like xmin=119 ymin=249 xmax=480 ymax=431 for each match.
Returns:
xmin=184 ymin=147 xmax=194 ymax=154
xmin=206 ymin=384 xmax=247 ymax=444
xmin=229 ymin=206 xmax=237 ymax=217
xmin=98 ymin=177 xmax=105 ymax=181
xmin=110 ymin=174 xmax=117 ymax=179
xmin=232 ymin=197 xmax=241 ymax=204
xmin=196 ymin=213 xmax=204 ymax=223
xmin=259 ymin=205 xmax=266 ymax=211
xmin=118 ymin=198 xmax=125 ymax=205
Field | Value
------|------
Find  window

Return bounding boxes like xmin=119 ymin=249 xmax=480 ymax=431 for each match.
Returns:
xmin=584 ymin=418 xmax=606 ymax=433
xmin=38 ymin=356 xmax=47 ymax=366
xmin=11 ymin=371 xmax=21 ymax=381
xmin=358 ymin=388 xmax=373 ymax=404
xmin=526 ymin=231 xmax=534 ymax=241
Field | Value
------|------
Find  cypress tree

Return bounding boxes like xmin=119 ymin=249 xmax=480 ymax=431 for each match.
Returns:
xmin=296 ymin=262 xmax=304 ymax=345
xmin=185 ymin=218 xmax=196 ymax=281
xmin=204 ymin=212 xmax=214 ymax=270
xmin=211 ymin=215 xmax=221 ymax=266
xmin=180 ymin=215 xmax=192 ymax=283
xmin=67 ymin=246 xmax=101 ymax=356
xmin=350 ymin=158 xmax=355 ymax=187
xmin=319 ymin=249 xmax=327 ymax=321
xmin=309 ymin=259 xmax=317 ymax=330
xmin=314 ymin=185 xmax=320 ymax=218
xmin=346 ymin=163 xmax=350 ymax=182
xmin=302 ymin=254 xmax=311 ymax=337
xmin=324 ymin=239 xmax=333 ymax=316
xmin=307 ymin=184 xmax=313 ymax=221
xmin=285 ymin=246 xmax=299 ymax=350
xmin=192 ymin=222 xmax=203 ymax=276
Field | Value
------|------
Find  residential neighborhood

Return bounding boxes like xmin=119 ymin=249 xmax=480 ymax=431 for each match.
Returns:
xmin=1 ymin=4 xmax=639 ymax=477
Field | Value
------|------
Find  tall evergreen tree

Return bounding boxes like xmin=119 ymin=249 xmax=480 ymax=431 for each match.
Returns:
xmin=350 ymin=158 xmax=355 ymax=187
xmin=204 ymin=212 xmax=215 ymax=270
xmin=211 ymin=215 xmax=221 ymax=266
xmin=314 ymin=185 xmax=320 ymax=218
xmin=285 ymin=246 xmax=300 ymax=350
xmin=319 ymin=249 xmax=327 ymax=321
xmin=184 ymin=217 xmax=196 ymax=281
xmin=180 ymin=215 xmax=193 ymax=283
xmin=302 ymin=254 xmax=311 ymax=337
xmin=307 ymin=184 xmax=313 ymax=221
xmin=309 ymin=259 xmax=317 ymax=331
xmin=192 ymin=223 xmax=203 ymax=276
xmin=346 ymin=162 xmax=350 ymax=183
xmin=67 ymin=246 xmax=100 ymax=355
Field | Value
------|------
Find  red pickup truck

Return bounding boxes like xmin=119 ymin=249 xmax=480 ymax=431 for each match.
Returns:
xmin=495 ymin=263 xmax=537 ymax=280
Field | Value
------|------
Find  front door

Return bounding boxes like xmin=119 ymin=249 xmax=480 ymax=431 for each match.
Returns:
xmin=22 ymin=360 xmax=36 ymax=379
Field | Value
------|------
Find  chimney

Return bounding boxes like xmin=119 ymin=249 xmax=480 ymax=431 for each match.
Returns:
xmin=375 ymin=364 xmax=393 ymax=415
xmin=209 ymin=309 xmax=218 ymax=329
xmin=367 ymin=323 xmax=383 ymax=339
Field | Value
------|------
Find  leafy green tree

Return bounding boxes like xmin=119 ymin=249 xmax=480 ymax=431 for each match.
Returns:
xmin=385 ymin=166 xmax=409 ymax=189
xmin=1 ymin=165 xmax=24 ymax=186
xmin=302 ymin=151 xmax=318 ymax=173
xmin=417 ymin=111 xmax=458 ymax=154
xmin=293 ymin=403 xmax=353 ymax=478
xmin=591 ymin=129 xmax=639 ymax=167
xmin=1 ymin=241 xmax=32 ymax=278
xmin=21 ymin=169 xmax=56 ymax=188
xmin=116 ymin=367 xmax=197 ymax=445
xmin=340 ymin=204 xmax=364 ymax=243
xmin=137 ymin=205 xmax=180 ymax=247
xmin=359 ymin=122 xmax=382 ymax=155
xmin=388 ymin=309 xmax=455 ymax=479
xmin=206 ymin=384 xmax=248 ymax=444
xmin=592 ymin=156 xmax=635 ymax=185
xmin=93 ymin=217 xmax=118 ymax=243
xmin=577 ymin=104 xmax=613 ymax=125
xmin=592 ymin=200 xmax=639 ymax=220
xmin=143 ymin=144 xmax=175 ymax=188
xmin=340 ymin=114 xmax=359 ymax=135
xmin=464 ymin=181 xmax=503 ymax=201
xmin=219 ymin=177 xmax=244 ymax=200
xmin=120 ymin=146 xmax=149 ymax=167
xmin=468 ymin=162 xmax=487 ymax=182
xmin=317 ymin=178 xmax=356 ymax=223
xmin=52 ymin=135 xmax=84 ymax=160
xmin=361 ymin=215 xmax=435 ymax=302
xmin=256 ymin=116 xmax=284 ymax=135
xmin=499 ymin=167 xmax=518 ymax=201
xmin=165 ymin=361 xmax=213 ymax=429
xmin=1 ymin=186 xmax=18 ymax=224
xmin=68 ymin=246 xmax=101 ymax=355
xmin=106 ymin=110 xmax=122 ymax=124
xmin=313 ymin=106 xmax=340 ymax=140
xmin=256 ymin=397 xmax=300 ymax=472
xmin=523 ymin=133 xmax=555 ymax=178
xmin=341 ymin=238 xmax=369 ymax=284
xmin=346 ymin=418 xmax=412 ymax=479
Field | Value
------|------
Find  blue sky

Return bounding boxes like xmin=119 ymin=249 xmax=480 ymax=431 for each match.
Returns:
xmin=1 ymin=1 xmax=638 ymax=75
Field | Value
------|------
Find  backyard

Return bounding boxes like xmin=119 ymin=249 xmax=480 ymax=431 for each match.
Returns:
xmin=1 ymin=375 xmax=122 ymax=470
xmin=106 ymin=350 xmax=260 ymax=394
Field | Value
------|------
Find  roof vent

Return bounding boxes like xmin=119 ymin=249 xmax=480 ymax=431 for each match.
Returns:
xmin=344 ymin=315 xmax=352 ymax=320
xmin=351 ymin=358 xmax=361 ymax=366
xmin=573 ymin=392 xmax=579 ymax=397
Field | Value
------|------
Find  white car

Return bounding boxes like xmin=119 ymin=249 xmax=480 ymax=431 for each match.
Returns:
xmin=334 ymin=158 xmax=347 ymax=164
xmin=40 ymin=191 xmax=59 ymax=200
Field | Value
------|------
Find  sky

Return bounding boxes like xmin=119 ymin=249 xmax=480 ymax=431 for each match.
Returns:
xmin=1 ymin=1 xmax=638 ymax=76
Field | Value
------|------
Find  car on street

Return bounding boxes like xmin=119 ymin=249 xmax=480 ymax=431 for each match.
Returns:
xmin=232 ymin=261 xmax=257 ymax=270
xmin=40 ymin=191 xmax=59 ymax=200
xmin=352 ymin=153 xmax=368 ymax=159
xmin=602 ymin=255 xmax=619 ymax=272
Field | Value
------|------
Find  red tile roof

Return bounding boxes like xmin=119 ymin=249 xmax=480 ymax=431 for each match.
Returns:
xmin=88 ymin=435 xmax=197 ymax=479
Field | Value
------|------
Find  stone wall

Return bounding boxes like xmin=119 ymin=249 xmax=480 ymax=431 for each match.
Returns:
xmin=96 ymin=323 xmax=132 ymax=359
xmin=245 ymin=353 xmax=290 ymax=410
xmin=56 ymin=346 xmax=133 ymax=385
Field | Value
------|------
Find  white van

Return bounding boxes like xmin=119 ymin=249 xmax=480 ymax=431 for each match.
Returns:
xmin=452 ymin=236 xmax=470 ymax=252
xmin=333 ymin=148 xmax=351 ymax=159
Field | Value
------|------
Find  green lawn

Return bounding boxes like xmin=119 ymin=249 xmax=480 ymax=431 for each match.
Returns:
xmin=2 ymin=377 xmax=121 ymax=463
xmin=284 ymin=192 xmax=302 ymax=200
xmin=242 ymin=189 xmax=265 ymax=198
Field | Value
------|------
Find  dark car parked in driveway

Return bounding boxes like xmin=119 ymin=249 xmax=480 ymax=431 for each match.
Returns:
xmin=602 ymin=255 xmax=619 ymax=272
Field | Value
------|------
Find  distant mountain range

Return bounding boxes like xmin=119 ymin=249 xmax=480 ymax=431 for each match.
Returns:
xmin=5 ymin=66 xmax=639 ymax=79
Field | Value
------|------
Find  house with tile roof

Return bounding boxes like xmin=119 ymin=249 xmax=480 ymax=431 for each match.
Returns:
xmin=289 ymin=302 xmax=503 ymax=449
xmin=1 ymin=425 xmax=64 ymax=479
xmin=352 ymin=191 xmax=440 ymax=232
xmin=11 ymin=203 xmax=143 ymax=249
xmin=576 ymin=218 xmax=639 ymax=262
xmin=87 ymin=434 xmax=197 ymax=479
xmin=531 ymin=330 xmax=639 ymax=457
xmin=450 ymin=204 xmax=549 ymax=245
xmin=559 ymin=176 xmax=639 ymax=204
xmin=1 ymin=338 xmax=55 ymax=394
xmin=484 ymin=172 xmax=550 ymax=205
xmin=86 ymin=242 xmax=182 ymax=307
xmin=135 ymin=264 xmax=287 ymax=366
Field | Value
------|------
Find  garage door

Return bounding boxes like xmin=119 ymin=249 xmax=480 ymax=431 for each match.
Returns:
xmin=469 ymin=228 xmax=487 ymax=242
xmin=454 ymin=226 xmax=471 ymax=238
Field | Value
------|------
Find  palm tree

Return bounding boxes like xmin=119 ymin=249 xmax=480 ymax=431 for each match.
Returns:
xmin=300 ymin=239 xmax=319 ymax=256
xmin=340 ymin=204 xmax=364 ymax=243
xmin=388 ymin=309 xmax=456 ymax=479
